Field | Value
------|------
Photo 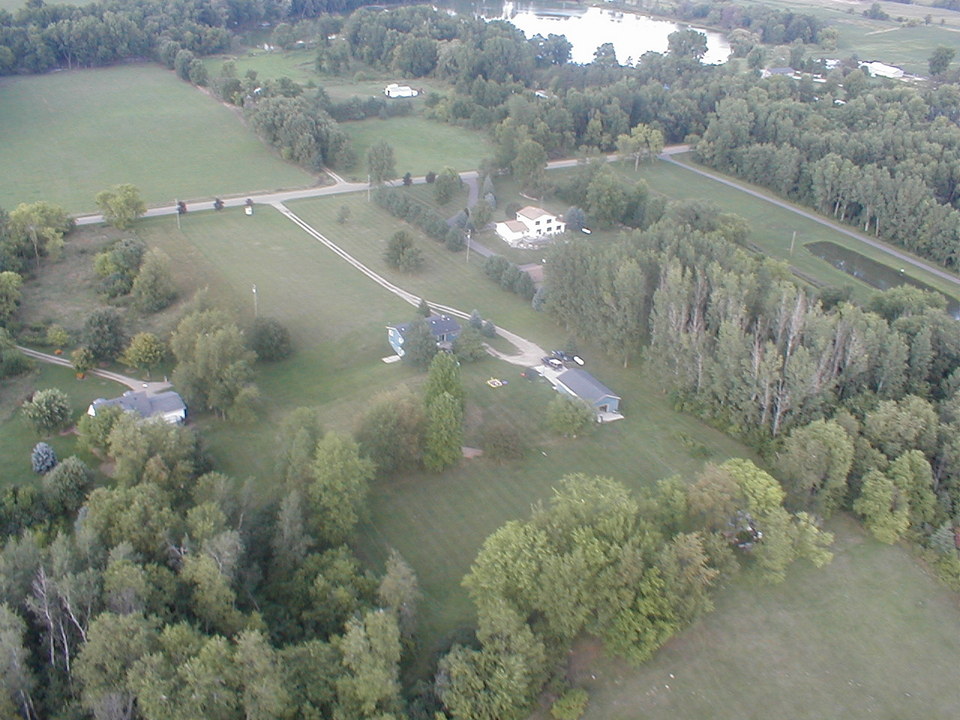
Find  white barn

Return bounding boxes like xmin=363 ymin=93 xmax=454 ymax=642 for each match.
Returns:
xmin=384 ymin=83 xmax=418 ymax=98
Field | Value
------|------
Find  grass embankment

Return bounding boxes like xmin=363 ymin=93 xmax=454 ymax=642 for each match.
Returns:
xmin=599 ymin=158 xmax=960 ymax=306
xmin=563 ymin=515 xmax=960 ymax=720
xmin=0 ymin=64 xmax=315 ymax=213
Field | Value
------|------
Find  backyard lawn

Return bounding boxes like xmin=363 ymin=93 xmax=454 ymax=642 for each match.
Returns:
xmin=0 ymin=363 xmax=126 ymax=487
xmin=560 ymin=515 xmax=960 ymax=720
xmin=0 ymin=64 xmax=315 ymax=213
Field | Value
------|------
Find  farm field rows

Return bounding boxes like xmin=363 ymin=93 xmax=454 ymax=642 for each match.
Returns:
xmin=0 ymin=64 xmax=315 ymax=213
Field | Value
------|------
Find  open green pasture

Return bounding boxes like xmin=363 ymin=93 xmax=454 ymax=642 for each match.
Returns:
xmin=0 ymin=363 xmax=126 ymax=487
xmin=606 ymin=158 xmax=960 ymax=306
xmin=563 ymin=515 xmax=960 ymax=720
xmin=342 ymin=117 xmax=495 ymax=182
xmin=0 ymin=64 xmax=314 ymax=213
xmin=202 ymin=48 xmax=319 ymax=85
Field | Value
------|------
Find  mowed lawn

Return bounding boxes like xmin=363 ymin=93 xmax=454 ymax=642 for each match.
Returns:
xmin=342 ymin=117 xmax=495 ymax=181
xmin=0 ymin=64 xmax=315 ymax=213
xmin=565 ymin=515 xmax=960 ymax=720
xmin=136 ymin=198 xmax=753 ymax=663
xmin=202 ymin=48 xmax=319 ymax=85
xmin=0 ymin=363 xmax=126 ymax=487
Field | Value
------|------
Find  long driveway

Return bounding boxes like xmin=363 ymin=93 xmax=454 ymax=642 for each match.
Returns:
xmin=271 ymin=202 xmax=547 ymax=366
xmin=16 ymin=345 xmax=171 ymax=392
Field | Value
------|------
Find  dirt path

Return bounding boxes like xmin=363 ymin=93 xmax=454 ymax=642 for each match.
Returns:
xmin=272 ymin=202 xmax=547 ymax=367
xmin=16 ymin=346 xmax=171 ymax=393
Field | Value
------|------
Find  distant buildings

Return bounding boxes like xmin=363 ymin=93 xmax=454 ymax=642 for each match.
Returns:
xmin=384 ymin=83 xmax=419 ymax=98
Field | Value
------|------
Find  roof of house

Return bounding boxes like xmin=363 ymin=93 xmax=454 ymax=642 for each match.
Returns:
xmin=556 ymin=369 xmax=619 ymax=403
xmin=91 ymin=390 xmax=186 ymax=418
xmin=517 ymin=206 xmax=552 ymax=221
xmin=391 ymin=314 xmax=461 ymax=337
xmin=501 ymin=220 xmax=528 ymax=233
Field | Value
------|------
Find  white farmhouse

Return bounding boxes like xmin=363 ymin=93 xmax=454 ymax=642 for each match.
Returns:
xmin=384 ymin=83 xmax=418 ymax=98
xmin=494 ymin=206 xmax=565 ymax=247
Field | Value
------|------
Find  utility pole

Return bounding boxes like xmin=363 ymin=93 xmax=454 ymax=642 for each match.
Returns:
xmin=175 ymin=200 xmax=181 ymax=231
xmin=252 ymin=284 xmax=258 ymax=318
xmin=789 ymin=230 xmax=797 ymax=256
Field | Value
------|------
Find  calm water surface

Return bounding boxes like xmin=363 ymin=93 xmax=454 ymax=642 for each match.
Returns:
xmin=806 ymin=241 xmax=960 ymax=318
xmin=445 ymin=1 xmax=731 ymax=65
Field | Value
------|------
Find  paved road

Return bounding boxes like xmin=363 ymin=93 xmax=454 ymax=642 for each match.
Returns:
xmin=662 ymin=155 xmax=960 ymax=291
xmin=17 ymin=346 xmax=172 ymax=393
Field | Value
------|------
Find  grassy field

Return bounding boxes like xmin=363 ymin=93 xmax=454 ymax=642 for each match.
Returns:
xmin=602 ymin=158 xmax=960 ymax=306
xmin=562 ymin=515 xmax=960 ymax=720
xmin=132 ymin=198 xmax=752 ymax=662
xmin=202 ymin=48 xmax=320 ymax=85
xmin=343 ymin=117 xmax=495 ymax=182
xmin=0 ymin=64 xmax=315 ymax=213
xmin=735 ymin=0 xmax=960 ymax=74
xmin=0 ymin=363 xmax=126 ymax=487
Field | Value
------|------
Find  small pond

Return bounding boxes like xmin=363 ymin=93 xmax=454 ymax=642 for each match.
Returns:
xmin=806 ymin=241 xmax=960 ymax=318
xmin=441 ymin=1 xmax=731 ymax=65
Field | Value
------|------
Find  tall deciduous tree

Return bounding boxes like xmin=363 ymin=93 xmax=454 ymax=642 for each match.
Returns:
xmin=0 ymin=271 xmax=22 ymax=325
xmin=377 ymin=549 xmax=420 ymax=639
xmin=83 ymin=308 xmax=127 ymax=361
xmin=95 ymin=184 xmax=146 ymax=230
xmin=22 ymin=388 xmax=72 ymax=436
xmin=775 ymin=419 xmax=853 ymax=516
xmin=423 ymin=391 xmax=463 ymax=472
xmin=335 ymin=609 xmax=403 ymax=720
xmin=131 ymin=249 xmax=177 ymax=313
xmin=356 ymin=389 xmax=426 ymax=476
xmin=366 ymin=140 xmax=397 ymax=186
xmin=309 ymin=432 xmax=374 ymax=544
xmin=8 ymin=201 xmax=72 ymax=271
xmin=121 ymin=332 xmax=166 ymax=377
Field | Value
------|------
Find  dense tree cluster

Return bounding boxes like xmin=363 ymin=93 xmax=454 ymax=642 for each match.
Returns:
xmin=696 ymin=81 xmax=960 ymax=269
xmin=0 ymin=0 xmax=393 ymax=75
xmin=375 ymin=187 xmax=466 ymax=250
xmin=436 ymin=469 xmax=831 ymax=720
xmin=0 ymin=394 xmax=422 ymax=719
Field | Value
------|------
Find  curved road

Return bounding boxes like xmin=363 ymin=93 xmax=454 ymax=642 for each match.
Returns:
xmin=16 ymin=346 xmax=171 ymax=393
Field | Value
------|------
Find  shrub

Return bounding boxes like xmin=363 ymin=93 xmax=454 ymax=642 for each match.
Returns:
xmin=480 ymin=320 xmax=497 ymax=338
xmin=546 ymin=395 xmax=594 ymax=437
xmin=453 ymin=326 xmax=487 ymax=362
xmin=249 ymin=317 xmax=293 ymax=361
xmin=551 ymin=689 xmax=589 ymax=720
xmin=23 ymin=389 xmax=72 ymax=435
xmin=31 ymin=442 xmax=57 ymax=474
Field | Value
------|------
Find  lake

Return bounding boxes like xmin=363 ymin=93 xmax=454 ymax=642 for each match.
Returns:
xmin=806 ymin=241 xmax=960 ymax=319
xmin=443 ymin=1 xmax=731 ymax=65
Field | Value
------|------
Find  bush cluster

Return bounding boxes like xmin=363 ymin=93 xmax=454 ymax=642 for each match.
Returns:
xmin=374 ymin=188 xmax=465 ymax=251
xmin=483 ymin=255 xmax=536 ymax=300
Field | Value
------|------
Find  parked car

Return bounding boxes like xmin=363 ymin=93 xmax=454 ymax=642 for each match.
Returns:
xmin=541 ymin=356 xmax=564 ymax=370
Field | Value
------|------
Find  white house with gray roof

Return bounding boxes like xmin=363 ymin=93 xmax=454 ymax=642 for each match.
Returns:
xmin=87 ymin=390 xmax=187 ymax=424
xmin=495 ymin=206 xmax=565 ymax=247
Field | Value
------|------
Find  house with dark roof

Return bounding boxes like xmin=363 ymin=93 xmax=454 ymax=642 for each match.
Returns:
xmin=554 ymin=368 xmax=621 ymax=414
xmin=87 ymin=390 xmax=187 ymax=424
xmin=386 ymin=314 xmax=461 ymax=357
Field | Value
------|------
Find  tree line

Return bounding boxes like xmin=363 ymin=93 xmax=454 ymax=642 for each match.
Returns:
xmin=544 ymin=196 xmax=960 ymax=580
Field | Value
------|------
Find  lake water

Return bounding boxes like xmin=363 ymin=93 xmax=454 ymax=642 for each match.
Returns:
xmin=806 ymin=241 xmax=960 ymax=318
xmin=443 ymin=1 xmax=731 ymax=65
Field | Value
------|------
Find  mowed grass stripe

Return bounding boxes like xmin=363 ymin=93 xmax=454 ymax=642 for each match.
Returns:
xmin=0 ymin=65 xmax=314 ymax=213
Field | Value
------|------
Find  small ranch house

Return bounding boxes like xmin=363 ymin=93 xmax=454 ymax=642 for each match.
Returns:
xmin=384 ymin=83 xmax=418 ymax=98
xmin=554 ymin=368 xmax=621 ymax=414
xmin=387 ymin=314 xmax=461 ymax=357
xmin=495 ymin=206 xmax=565 ymax=247
xmin=87 ymin=390 xmax=187 ymax=424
